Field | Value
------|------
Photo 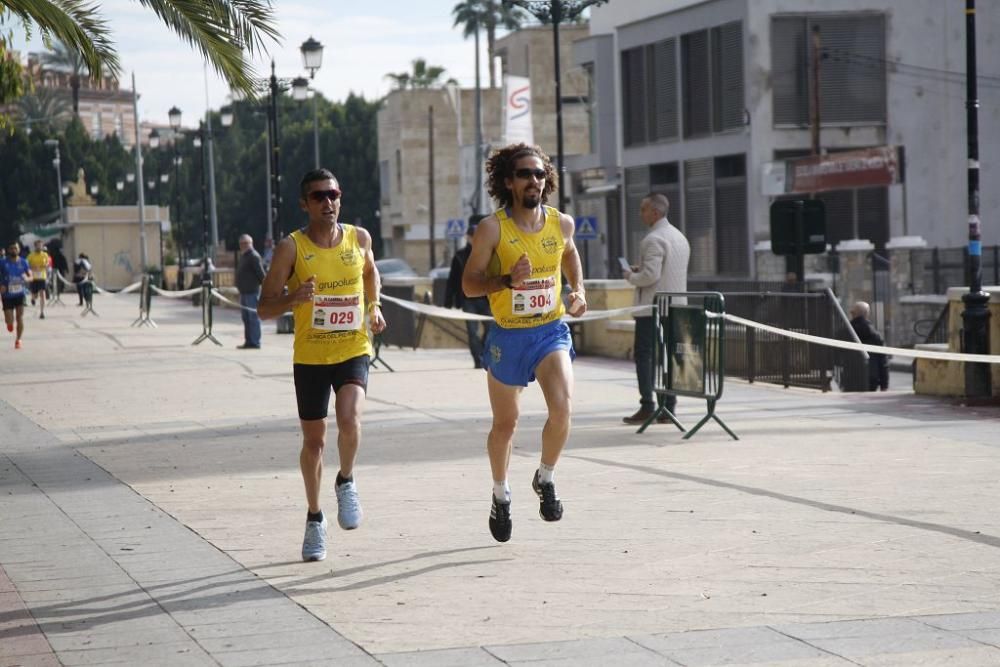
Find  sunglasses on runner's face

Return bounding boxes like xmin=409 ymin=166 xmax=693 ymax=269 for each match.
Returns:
xmin=514 ymin=168 xmax=546 ymax=180
xmin=308 ymin=188 xmax=341 ymax=203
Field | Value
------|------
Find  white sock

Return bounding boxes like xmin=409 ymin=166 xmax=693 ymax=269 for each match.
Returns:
xmin=538 ymin=463 xmax=555 ymax=484
xmin=493 ymin=480 xmax=510 ymax=503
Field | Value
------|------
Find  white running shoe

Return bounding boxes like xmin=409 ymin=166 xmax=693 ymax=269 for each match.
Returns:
xmin=336 ymin=480 xmax=363 ymax=530
xmin=301 ymin=517 xmax=328 ymax=562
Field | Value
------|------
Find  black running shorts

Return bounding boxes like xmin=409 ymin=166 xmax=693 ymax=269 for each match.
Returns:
xmin=293 ymin=355 xmax=370 ymax=421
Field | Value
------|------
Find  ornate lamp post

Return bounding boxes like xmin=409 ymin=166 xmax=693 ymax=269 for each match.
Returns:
xmin=299 ymin=36 xmax=324 ymax=168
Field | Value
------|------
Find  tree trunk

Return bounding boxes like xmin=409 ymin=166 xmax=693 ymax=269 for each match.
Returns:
xmin=70 ymin=75 xmax=80 ymax=114
xmin=487 ymin=25 xmax=497 ymax=88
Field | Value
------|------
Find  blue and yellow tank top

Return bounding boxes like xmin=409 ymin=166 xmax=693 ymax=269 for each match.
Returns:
xmin=487 ymin=206 xmax=565 ymax=329
xmin=288 ymin=225 xmax=372 ymax=365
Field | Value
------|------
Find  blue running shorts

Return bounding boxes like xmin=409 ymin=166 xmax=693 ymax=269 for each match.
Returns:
xmin=483 ymin=319 xmax=575 ymax=387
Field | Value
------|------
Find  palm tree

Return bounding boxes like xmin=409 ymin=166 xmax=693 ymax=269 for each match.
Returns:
xmin=41 ymin=41 xmax=85 ymax=113
xmin=385 ymin=72 xmax=411 ymax=91
xmin=13 ymin=86 xmax=71 ymax=132
xmin=410 ymin=58 xmax=449 ymax=88
xmin=452 ymin=0 xmax=525 ymax=88
xmin=386 ymin=59 xmax=455 ymax=91
xmin=0 ymin=0 xmax=279 ymax=98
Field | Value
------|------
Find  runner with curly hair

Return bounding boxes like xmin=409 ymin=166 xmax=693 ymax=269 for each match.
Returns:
xmin=462 ymin=143 xmax=587 ymax=543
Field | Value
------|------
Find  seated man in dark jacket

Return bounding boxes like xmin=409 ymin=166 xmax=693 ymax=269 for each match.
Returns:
xmin=850 ymin=301 xmax=888 ymax=391
xmin=445 ymin=219 xmax=491 ymax=368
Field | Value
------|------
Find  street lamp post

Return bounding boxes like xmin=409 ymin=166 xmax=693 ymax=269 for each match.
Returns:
xmin=300 ymin=36 xmax=325 ymax=169
xmin=961 ymin=0 xmax=991 ymax=398
xmin=43 ymin=139 xmax=65 ymax=224
xmin=168 ymin=106 xmax=183 ymax=273
xmin=503 ymin=0 xmax=607 ymax=212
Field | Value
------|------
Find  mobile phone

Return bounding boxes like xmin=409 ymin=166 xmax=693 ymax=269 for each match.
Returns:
xmin=618 ymin=257 xmax=631 ymax=273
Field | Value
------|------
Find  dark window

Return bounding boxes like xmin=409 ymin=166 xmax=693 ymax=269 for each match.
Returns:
xmin=622 ymin=40 xmax=679 ymax=146
xmin=712 ymin=22 xmax=744 ymax=133
xmin=682 ymin=31 xmax=711 ymax=137
xmin=714 ymin=154 xmax=748 ymax=275
xmin=624 ymin=166 xmax=651 ymax=258
xmin=622 ymin=46 xmax=648 ymax=146
xmin=651 ymin=38 xmax=679 ymax=141
xmin=772 ymin=14 xmax=886 ymax=127
xmin=684 ymin=158 xmax=715 ymax=274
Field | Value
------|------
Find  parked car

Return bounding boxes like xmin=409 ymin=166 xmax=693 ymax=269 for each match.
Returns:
xmin=375 ymin=258 xmax=417 ymax=277
xmin=428 ymin=266 xmax=451 ymax=280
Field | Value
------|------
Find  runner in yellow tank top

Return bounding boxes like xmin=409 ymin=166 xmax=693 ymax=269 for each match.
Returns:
xmin=258 ymin=168 xmax=387 ymax=564
xmin=462 ymin=143 xmax=587 ymax=543
xmin=487 ymin=205 xmax=565 ymax=329
xmin=26 ymin=240 xmax=50 ymax=318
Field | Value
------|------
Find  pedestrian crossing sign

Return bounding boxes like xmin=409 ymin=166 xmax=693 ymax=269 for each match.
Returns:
xmin=574 ymin=216 xmax=598 ymax=240
xmin=445 ymin=218 xmax=467 ymax=239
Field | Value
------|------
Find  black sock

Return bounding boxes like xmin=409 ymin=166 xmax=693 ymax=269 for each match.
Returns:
xmin=336 ymin=472 xmax=352 ymax=487
xmin=307 ymin=510 xmax=324 ymax=523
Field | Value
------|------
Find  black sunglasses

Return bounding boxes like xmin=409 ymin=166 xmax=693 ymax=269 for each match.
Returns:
xmin=308 ymin=188 xmax=341 ymax=203
xmin=514 ymin=168 xmax=546 ymax=180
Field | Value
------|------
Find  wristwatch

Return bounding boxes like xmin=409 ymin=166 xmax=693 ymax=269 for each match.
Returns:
xmin=500 ymin=274 xmax=513 ymax=288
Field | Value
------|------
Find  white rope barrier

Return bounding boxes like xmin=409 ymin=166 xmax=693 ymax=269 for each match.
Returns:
xmin=210 ymin=289 xmax=258 ymax=313
xmin=151 ymin=285 xmax=202 ymax=298
xmin=719 ymin=312 xmax=1000 ymax=365
xmin=380 ymin=293 xmax=651 ymax=322
xmin=55 ymin=272 xmax=141 ymax=295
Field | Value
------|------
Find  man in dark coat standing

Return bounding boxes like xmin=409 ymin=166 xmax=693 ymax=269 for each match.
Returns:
xmin=849 ymin=301 xmax=889 ymax=391
xmin=236 ymin=234 xmax=266 ymax=349
xmin=445 ymin=218 xmax=491 ymax=368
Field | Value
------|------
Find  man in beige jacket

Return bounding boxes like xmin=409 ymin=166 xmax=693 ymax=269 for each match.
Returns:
xmin=622 ymin=193 xmax=690 ymax=424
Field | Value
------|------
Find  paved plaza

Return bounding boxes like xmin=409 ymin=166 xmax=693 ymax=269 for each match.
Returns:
xmin=2 ymin=291 xmax=1000 ymax=666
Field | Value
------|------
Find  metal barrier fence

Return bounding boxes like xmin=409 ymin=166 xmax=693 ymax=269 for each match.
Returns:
xmin=638 ymin=291 xmax=737 ymax=440
xmin=693 ymin=287 xmax=869 ymax=392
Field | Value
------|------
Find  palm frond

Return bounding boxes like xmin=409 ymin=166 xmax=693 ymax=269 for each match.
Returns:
xmin=131 ymin=0 xmax=279 ymax=96
xmin=3 ymin=0 xmax=120 ymax=78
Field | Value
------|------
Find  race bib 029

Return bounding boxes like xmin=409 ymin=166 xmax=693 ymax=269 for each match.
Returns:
xmin=312 ymin=294 xmax=362 ymax=331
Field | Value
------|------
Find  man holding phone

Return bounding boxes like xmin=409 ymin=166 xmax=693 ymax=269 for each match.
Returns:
xmin=621 ymin=193 xmax=690 ymax=425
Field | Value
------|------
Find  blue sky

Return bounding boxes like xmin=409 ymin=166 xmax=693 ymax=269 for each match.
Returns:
xmin=11 ymin=1 xmax=494 ymax=127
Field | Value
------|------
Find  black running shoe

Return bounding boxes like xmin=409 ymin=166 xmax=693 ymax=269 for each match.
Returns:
xmin=489 ymin=495 xmax=512 ymax=542
xmin=532 ymin=470 xmax=563 ymax=521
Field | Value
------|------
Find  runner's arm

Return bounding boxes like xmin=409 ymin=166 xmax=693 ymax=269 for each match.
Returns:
xmin=462 ymin=214 xmax=504 ymax=297
xmin=257 ymin=237 xmax=309 ymax=319
xmin=357 ymin=227 xmax=386 ymax=334
xmin=561 ymin=213 xmax=587 ymax=315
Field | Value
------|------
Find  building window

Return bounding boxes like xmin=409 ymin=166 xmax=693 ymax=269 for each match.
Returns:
xmin=379 ymin=160 xmax=391 ymax=204
xmin=682 ymin=22 xmax=744 ymax=138
xmin=583 ymin=63 xmax=597 ymax=152
xmin=621 ymin=37 xmax=678 ymax=147
xmin=683 ymin=154 xmax=749 ymax=276
xmin=772 ymin=13 xmax=886 ymax=127
xmin=624 ymin=162 xmax=680 ymax=260
xmin=91 ymin=111 xmax=102 ymax=139
xmin=395 ymin=149 xmax=402 ymax=194
xmin=114 ymin=113 xmax=124 ymax=137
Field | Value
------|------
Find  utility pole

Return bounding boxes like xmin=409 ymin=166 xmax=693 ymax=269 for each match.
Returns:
xmin=474 ymin=20 xmax=483 ymax=215
xmin=810 ymin=25 xmax=821 ymax=156
xmin=130 ymin=73 xmax=148 ymax=272
xmin=961 ymin=0 xmax=992 ymax=398
xmin=428 ymin=105 xmax=436 ymax=270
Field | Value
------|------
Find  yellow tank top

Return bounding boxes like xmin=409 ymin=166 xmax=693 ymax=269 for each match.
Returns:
xmin=487 ymin=206 xmax=566 ymax=329
xmin=288 ymin=226 xmax=373 ymax=365
xmin=27 ymin=251 xmax=49 ymax=280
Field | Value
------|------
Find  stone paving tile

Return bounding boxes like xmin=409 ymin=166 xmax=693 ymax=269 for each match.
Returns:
xmin=376 ymin=646 xmax=506 ymax=666
xmin=631 ymin=626 xmax=849 ymax=666
xmin=484 ymin=636 xmax=664 ymax=663
xmin=916 ymin=610 xmax=1000 ymax=631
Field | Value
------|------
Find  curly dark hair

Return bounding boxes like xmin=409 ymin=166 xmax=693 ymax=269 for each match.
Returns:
xmin=485 ymin=143 xmax=558 ymax=209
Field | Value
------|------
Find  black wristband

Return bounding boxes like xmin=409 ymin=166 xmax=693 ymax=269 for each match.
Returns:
xmin=500 ymin=274 xmax=513 ymax=289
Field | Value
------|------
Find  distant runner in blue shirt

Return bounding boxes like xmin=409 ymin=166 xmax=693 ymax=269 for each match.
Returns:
xmin=1 ymin=241 xmax=32 ymax=349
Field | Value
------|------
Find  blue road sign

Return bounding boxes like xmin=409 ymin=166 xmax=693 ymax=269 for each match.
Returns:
xmin=574 ymin=216 xmax=598 ymax=241
xmin=445 ymin=218 xmax=467 ymax=239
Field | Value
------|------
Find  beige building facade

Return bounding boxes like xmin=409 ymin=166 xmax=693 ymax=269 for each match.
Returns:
xmin=64 ymin=205 xmax=166 ymax=289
